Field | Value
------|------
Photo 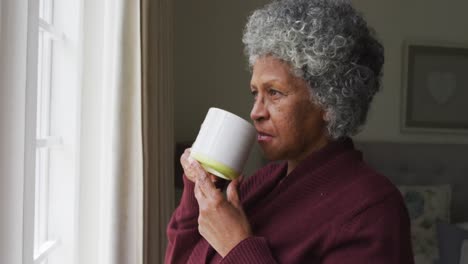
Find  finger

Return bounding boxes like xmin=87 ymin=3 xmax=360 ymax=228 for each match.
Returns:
xmin=227 ymin=178 xmax=241 ymax=209
xmin=194 ymin=177 xmax=206 ymax=201
xmin=187 ymin=152 xmax=196 ymax=164
xmin=209 ymin=173 xmax=218 ymax=183
xmin=197 ymin=170 xmax=220 ymax=199
xmin=190 ymin=161 xmax=209 ymax=182
xmin=180 ymin=148 xmax=191 ymax=169
xmin=184 ymin=152 xmax=205 ymax=178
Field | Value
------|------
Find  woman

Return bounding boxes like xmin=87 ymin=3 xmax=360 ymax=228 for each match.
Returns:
xmin=166 ymin=0 xmax=414 ymax=263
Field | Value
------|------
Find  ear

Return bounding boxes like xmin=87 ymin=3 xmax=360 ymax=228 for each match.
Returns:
xmin=322 ymin=109 xmax=330 ymax=122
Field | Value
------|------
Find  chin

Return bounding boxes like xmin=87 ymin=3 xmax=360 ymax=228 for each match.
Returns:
xmin=260 ymin=145 xmax=285 ymax=161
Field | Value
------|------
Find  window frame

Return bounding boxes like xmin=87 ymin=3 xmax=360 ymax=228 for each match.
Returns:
xmin=25 ymin=0 xmax=84 ymax=263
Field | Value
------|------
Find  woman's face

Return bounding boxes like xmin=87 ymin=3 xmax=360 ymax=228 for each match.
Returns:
xmin=250 ymin=56 xmax=329 ymax=162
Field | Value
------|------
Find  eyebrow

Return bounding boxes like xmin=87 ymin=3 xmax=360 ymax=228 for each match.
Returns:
xmin=250 ymin=79 xmax=283 ymax=89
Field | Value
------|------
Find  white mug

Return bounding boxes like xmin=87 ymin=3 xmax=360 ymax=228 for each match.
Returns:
xmin=190 ymin=107 xmax=256 ymax=180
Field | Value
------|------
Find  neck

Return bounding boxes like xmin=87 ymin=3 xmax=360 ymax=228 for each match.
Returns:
xmin=287 ymin=136 xmax=331 ymax=175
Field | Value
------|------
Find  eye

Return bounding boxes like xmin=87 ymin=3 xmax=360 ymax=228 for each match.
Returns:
xmin=268 ymin=88 xmax=282 ymax=97
xmin=250 ymin=90 xmax=258 ymax=99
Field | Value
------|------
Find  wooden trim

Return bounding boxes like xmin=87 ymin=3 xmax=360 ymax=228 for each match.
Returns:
xmin=141 ymin=0 xmax=175 ymax=263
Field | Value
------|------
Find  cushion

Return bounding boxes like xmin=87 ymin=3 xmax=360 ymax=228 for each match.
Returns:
xmin=398 ymin=184 xmax=451 ymax=263
xmin=437 ymin=221 xmax=468 ymax=264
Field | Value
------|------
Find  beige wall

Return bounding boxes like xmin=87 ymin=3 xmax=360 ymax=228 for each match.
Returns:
xmin=351 ymin=0 xmax=468 ymax=144
xmin=174 ymin=0 xmax=468 ymax=174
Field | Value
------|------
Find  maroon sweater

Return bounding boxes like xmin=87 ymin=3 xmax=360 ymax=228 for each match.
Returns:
xmin=165 ymin=138 xmax=414 ymax=263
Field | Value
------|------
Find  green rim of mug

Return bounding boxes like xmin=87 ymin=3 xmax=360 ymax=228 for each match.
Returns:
xmin=191 ymin=152 xmax=239 ymax=180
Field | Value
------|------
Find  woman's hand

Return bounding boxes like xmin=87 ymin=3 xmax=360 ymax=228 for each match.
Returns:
xmin=180 ymin=148 xmax=217 ymax=183
xmin=194 ymin=169 xmax=252 ymax=257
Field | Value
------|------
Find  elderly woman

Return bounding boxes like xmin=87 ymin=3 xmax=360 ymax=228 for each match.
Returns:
xmin=165 ymin=0 xmax=414 ymax=263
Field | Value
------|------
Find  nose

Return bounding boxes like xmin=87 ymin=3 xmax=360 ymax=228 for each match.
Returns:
xmin=250 ymin=96 xmax=269 ymax=123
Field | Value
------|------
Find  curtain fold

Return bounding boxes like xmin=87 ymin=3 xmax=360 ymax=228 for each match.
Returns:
xmin=98 ymin=0 xmax=144 ymax=263
xmin=0 ymin=0 xmax=30 ymax=263
xmin=141 ymin=0 xmax=175 ymax=263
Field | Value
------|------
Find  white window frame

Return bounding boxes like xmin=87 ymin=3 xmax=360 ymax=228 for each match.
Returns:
xmin=34 ymin=2 xmax=61 ymax=262
xmin=24 ymin=0 xmax=83 ymax=263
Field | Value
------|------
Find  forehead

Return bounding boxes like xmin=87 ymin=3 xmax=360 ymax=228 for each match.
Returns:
xmin=251 ymin=56 xmax=295 ymax=84
xmin=251 ymin=57 xmax=311 ymax=94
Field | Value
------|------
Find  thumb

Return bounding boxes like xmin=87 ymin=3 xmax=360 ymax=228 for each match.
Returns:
xmin=227 ymin=178 xmax=241 ymax=209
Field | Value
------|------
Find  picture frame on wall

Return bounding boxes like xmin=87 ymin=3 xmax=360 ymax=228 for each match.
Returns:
xmin=401 ymin=40 xmax=468 ymax=134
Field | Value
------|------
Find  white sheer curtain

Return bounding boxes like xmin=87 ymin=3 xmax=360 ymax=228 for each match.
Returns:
xmin=81 ymin=0 xmax=174 ymax=263
xmin=0 ymin=0 xmax=37 ymax=263
xmin=80 ymin=0 xmax=143 ymax=263
xmin=0 ymin=0 xmax=27 ymax=262
xmin=98 ymin=0 xmax=143 ymax=263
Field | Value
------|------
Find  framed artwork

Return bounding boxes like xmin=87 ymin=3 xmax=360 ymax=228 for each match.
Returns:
xmin=401 ymin=41 xmax=468 ymax=133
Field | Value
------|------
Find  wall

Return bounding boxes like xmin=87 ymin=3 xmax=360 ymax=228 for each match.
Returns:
xmin=174 ymin=0 xmax=269 ymax=175
xmin=174 ymin=0 xmax=468 ymax=175
xmin=351 ymin=0 xmax=468 ymax=144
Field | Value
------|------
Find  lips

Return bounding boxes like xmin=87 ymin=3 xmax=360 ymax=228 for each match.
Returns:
xmin=256 ymin=130 xmax=274 ymax=142
xmin=257 ymin=131 xmax=273 ymax=137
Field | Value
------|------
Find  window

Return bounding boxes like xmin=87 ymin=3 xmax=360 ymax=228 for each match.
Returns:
xmin=33 ymin=0 xmax=82 ymax=263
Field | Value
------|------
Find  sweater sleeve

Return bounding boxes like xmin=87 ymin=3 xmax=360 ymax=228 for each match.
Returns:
xmin=165 ymin=174 xmax=201 ymax=264
xmin=220 ymin=236 xmax=278 ymax=264
xmin=322 ymin=192 xmax=415 ymax=264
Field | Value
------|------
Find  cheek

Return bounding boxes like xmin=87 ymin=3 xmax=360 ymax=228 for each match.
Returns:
xmin=287 ymin=102 xmax=322 ymax=140
xmin=302 ymin=106 xmax=326 ymax=139
xmin=272 ymin=104 xmax=302 ymax=138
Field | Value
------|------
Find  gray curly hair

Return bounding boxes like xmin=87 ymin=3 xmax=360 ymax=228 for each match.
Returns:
xmin=242 ymin=0 xmax=384 ymax=139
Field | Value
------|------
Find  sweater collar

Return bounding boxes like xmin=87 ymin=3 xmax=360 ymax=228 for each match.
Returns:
xmin=277 ymin=137 xmax=359 ymax=185
xmin=241 ymin=138 xmax=359 ymax=213
xmin=291 ymin=137 xmax=355 ymax=173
